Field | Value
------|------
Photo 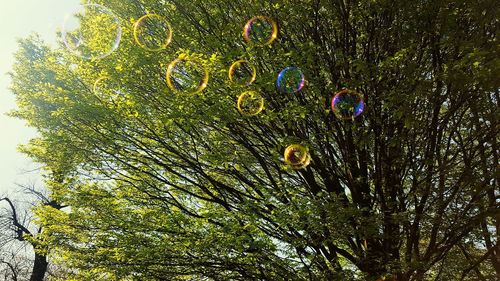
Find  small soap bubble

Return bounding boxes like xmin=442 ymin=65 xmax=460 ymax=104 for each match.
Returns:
xmin=62 ymin=4 xmax=121 ymax=60
xmin=228 ymin=60 xmax=257 ymax=86
xmin=284 ymin=144 xmax=311 ymax=170
xmin=93 ymin=76 xmax=124 ymax=103
xmin=331 ymin=89 xmax=365 ymax=120
xmin=237 ymin=91 xmax=264 ymax=116
xmin=243 ymin=16 xmax=278 ymax=46
xmin=133 ymin=14 xmax=172 ymax=51
xmin=166 ymin=57 xmax=209 ymax=95
xmin=277 ymin=67 xmax=305 ymax=94
xmin=284 ymin=144 xmax=310 ymax=170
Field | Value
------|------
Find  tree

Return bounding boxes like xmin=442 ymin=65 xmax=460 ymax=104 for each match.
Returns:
xmin=0 ymin=251 xmax=24 ymax=281
xmin=0 ymin=186 xmax=63 ymax=281
xmin=9 ymin=0 xmax=499 ymax=280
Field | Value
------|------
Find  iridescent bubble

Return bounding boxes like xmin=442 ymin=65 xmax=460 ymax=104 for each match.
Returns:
xmin=237 ymin=91 xmax=264 ymax=116
xmin=62 ymin=4 xmax=122 ymax=60
xmin=133 ymin=14 xmax=172 ymax=51
xmin=166 ymin=57 xmax=209 ymax=95
xmin=284 ymin=144 xmax=310 ymax=170
xmin=228 ymin=60 xmax=257 ymax=86
xmin=93 ymin=76 xmax=124 ymax=103
xmin=277 ymin=67 xmax=305 ymax=94
xmin=243 ymin=16 xmax=278 ymax=46
xmin=331 ymin=89 xmax=365 ymax=120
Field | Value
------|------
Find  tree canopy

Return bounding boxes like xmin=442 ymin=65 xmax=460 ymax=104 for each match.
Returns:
xmin=8 ymin=0 xmax=499 ymax=280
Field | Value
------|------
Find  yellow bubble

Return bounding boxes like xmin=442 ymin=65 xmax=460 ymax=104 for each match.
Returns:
xmin=166 ymin=57 xmax=209 ymax=95
xmin=284 ymin=144 xmax=310 ymax=170
xmin=228 ymin=60 xmax=257 ymax=86
xmin=243 ymin=16 xmax=278 ymax=46
xmin=133 ymin=14 xmax=172 ymax=51
xmin=237 ymin=91 xmax=264 ymax=116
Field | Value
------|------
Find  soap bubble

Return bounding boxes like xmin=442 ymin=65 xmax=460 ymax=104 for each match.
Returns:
xmin=237 ymin=91 xmax=264 ymax=116
xmin=277 ymin=67 xmax=305 ymax=94
xmin=62 ymin=4 xmax=121 ymax=59
xmin=133 ymin=14 xmax=172 ymax=51
xmin=243 ymin=16 xmax=278 ymax=46
xmin=93 ymin=76 xmax=123 ymax=103
xmin=284 ymin=144 xmax=310 ymax=170
xmin=331 ymin=89 xmax=365 ymax=120
xmin=291 ymin=154 xmax=311 ymax=170
xmin=166 ymin=57 xmax=209 ymax=95
xmin=228 ymin=60 xmax=257 ymax=86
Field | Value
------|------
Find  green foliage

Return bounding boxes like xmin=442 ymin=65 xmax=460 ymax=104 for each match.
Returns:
xmin=9 ymin=0 xmax=499 ymax=280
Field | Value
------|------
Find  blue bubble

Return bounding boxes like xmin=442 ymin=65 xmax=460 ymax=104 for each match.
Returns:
xmin=277 ymin=67 xmax=305 ymax=94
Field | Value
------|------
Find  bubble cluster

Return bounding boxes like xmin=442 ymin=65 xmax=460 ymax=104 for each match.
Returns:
xmin=277 ymin=67 xmax=305 ymax=94
xmin=243 ymin=16 xmax=278 ymax=46
xmin=228 ymin=60 xmax=257 ymax=86
xmin=237 ymin=91 xmax=264 ymax=116
xmin=58 ymin=6 xmax=369 ymax=171
xmin=133 ymin=14 xmax=173 ymax=51
xmin=284 ymin=144 xmax=310 ymax=170
xmin=331 ymin=89 xmax=365 ymax=120
xmin=166 ymin=57 xmax=209 ymax=95
xmin=62 ymin=4 xmax=122 ymax=60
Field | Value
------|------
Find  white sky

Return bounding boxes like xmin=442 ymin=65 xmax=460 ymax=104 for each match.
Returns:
xmin=0 ymin=0 xmax=81 ymax=194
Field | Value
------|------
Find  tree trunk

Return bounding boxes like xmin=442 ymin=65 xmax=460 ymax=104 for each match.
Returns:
xmin=29 ymin=253 xmax=48 ymax=281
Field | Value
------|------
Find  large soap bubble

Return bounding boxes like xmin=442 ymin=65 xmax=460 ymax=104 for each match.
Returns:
xmin=237 ymin=91 xmax=264 ymax=116
xmin=228 ymin=60 xmax=257 ymax=86
xmin=133 ymin=14 xmax=173 ymax=51
xmin=62 ymin=4 xmax=122 ymax=60
xmin=243 ymin=16 xmax=278 ymax=46
xmin=284 ymin=144 xmax=310 ymax=170
xmin=166 ymin=57 xmax=209 ymax=95
xmin=277 ymin=67 xmax=305 ymax=94
xmin=331 ymin=89 xmax=365 ymax=120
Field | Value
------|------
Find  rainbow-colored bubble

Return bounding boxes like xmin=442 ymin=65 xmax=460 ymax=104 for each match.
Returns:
xmin=133 ymin=14 xmax=173 ymax=51
xmin=277 ymin=67 xmax=305 ymax=94
xmin=284 ymin=144 xmax=310 ymax=170
xmin=237 ymin=91 xmax=264 ymax=116
xmin=62 ymin=4 xmax=121 ymax=60
xmin=331 ymin=89 xmax=364 ymax=120
xmin=166 ymin=57 xmax=209 ymax=95
xmin=243 ymin=16 xmax=278 ymax=46
xmin=228 ymin=60 xmax=257 ymax=86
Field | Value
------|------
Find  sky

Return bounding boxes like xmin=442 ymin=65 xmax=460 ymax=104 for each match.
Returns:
xmin=0 ymin=0 xmax=81 ymax=194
